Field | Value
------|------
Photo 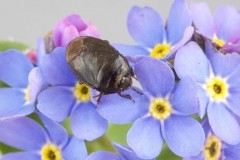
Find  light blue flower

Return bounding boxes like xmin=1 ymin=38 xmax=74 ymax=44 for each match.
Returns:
xmin=190 ymin=2 xmax=240 ymax=53
xmin=36 ymin=44 xmax=107 ymax=141
xmin=97 ymin=57 xmax=204 ymax=159
xmin=174 ymin=41 xmax=240 ymax=145
xmin=0 ymin=50 xmax=35 ymax=120
xmin=113 ymin=0 xmax=193 ymax=62
xmin=184 ymin=119 xmax=240 ymax=160
xmin=0 ymin=114 xmax=87 ymax=160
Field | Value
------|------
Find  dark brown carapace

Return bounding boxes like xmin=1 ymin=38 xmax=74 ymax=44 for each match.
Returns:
xmin=66 ymin=36 xmax=136 ymax=102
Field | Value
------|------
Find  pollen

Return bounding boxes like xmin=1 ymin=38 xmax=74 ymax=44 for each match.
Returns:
xmin=213 ymin=38 xmax=225 ymax=47
xmin=74 ymin=83 xmax=91 ymax=101
xmin=203 ymin=134 xmax=222 ymax=160
xmin=41 ymin=143 xmax=62 ymax=160
xmin=150 ymin=43 xmax=171 ymax=59
xmin=24 ymin=85 xmax=30 ymax=103
xmin=149 ymin=98 xmax=172 ymax=120
xmin=205 ymin=77 xmax=228 ymax=102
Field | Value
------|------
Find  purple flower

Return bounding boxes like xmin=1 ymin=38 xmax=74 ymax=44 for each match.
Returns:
xmin=26 ymin=49 xmax=38 ymax=65
xmin=86 ymin=143 xmax=154 ymax=160
xmin=184 ymin=119 xmax=240 ymax=160
xmin=97 ymin=57 xmax=205 ymax=159
xmin=190 ymin=2 xmax=240 ymax=53
xmin=36 ymin=44 xmax=107 ymax=141
xmin=0 ymin=50 xmax=35 ymax=120
xmin=113 ymin=0 xmax=193 ymax=62
xmin=174 ymin=41 xmax=240 ymax=145
xmin=0 ymin=114 xmax=87 ymax=160
xmin=53 ymin=14 xmax=100 ymax=47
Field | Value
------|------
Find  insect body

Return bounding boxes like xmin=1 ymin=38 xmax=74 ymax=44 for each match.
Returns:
xmin=66 ymin=36 xmax=134 ymax=102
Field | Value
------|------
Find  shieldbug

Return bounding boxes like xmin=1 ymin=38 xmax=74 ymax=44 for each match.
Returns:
xmin=66 ymin=36 xmax=140 ymax=103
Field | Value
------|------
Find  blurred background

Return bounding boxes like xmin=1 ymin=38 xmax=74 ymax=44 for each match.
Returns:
xmin=0 ymin=0 xmax=239 ymax=47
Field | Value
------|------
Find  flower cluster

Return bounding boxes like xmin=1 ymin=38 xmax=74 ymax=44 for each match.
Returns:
xmin=0 ymin=0 xmax=240 ymax=160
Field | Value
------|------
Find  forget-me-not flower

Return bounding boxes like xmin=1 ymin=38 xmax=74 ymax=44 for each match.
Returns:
xmin=0 ymin=50 xmax=35 ymax=120
xmin=184 ymin=119 xmax=240 ymax=160
xmin=0 ymin=114 xmax=87 ymax=160
xmin=113 ymin=0 xmax=193 ymax=62
xmin=36 ymin=45 xmax=107 ymax=141
xmin=190 ymin=2 xmax=240 ymax=53
xmin=174 ymin=41 xmax=240 ymax=145
xmin=97 ymin=57 xmax=205 ymax=159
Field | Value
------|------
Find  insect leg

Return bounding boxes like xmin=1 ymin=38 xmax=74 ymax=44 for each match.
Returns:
xmin=132 ymin=76 xmax=138 ymax=81
xmin=92 ymin=92 xmax=105 ymax=104
xmin=117 ymin=92 xmax=135 ymax=103
xmin=131 ymin=87 xmax=143 ymax=95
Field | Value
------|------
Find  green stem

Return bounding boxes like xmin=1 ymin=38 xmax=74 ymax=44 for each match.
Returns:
xmin=86 ymin=134 xmax=116 ymax=154
xmin=0 ymin=40 xmax=28 ymax=51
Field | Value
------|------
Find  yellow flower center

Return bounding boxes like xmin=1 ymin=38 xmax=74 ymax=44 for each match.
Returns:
xmin=41 ymin=143 xmax=62 ymax=160
xmin=203 ymin=135 xmax=222 ymax=160
xmin=149 ymin=98 xmax=172 ymax=120
xmin=24 ymin=85 xmax=30 ymax=103
xmin=213 ymin=38 xmax=225 ymax=47
xmin=205 ymin=77 xmax=228 ymax=101
xmin=150 ymin=43 xmax=171 ymax=59
xmin=74 ymin=83 xmax=91 ymax=101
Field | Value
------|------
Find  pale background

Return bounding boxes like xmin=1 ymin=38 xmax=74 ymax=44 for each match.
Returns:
xmin=0 ymin=0 xmax=239 ymax=47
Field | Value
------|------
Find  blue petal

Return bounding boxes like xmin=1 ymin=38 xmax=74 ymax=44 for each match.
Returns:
xmin=127 ymin=117 xmax=163 ymax=159
xmin=71 ymin=102 xmax=108 ymax=141
xmin=0 ymin=50 xmax=33 ymax=87
xmin=190 ymin=2 xmax=214 ymax=38
xmin=4 ymin=103 xmax=35 ymax=120
xmin=38 ymin=113 xmax=68 ymax=147
xmin=163 ymin=115 xmax=205 ymax=157
xmin=134 ymin=57 xmax=174 ymax=97
xmin=171 ymin=77 xmax=198 ymax=115
xmin=0 ymin=88 xmax=34 ymax=120
xmin=126 ymin=55 xmax=148 ymax=65
xmin=0 ymin=88 xmax=24 ymax=117
xmin=204 ymin=40 xmax=217 ymax=58
xmin=1 ymin=152 xmax=40 ymax=160
xmin=113 ymin=143 xmax=149 ymax=160
xmin=196 ymin=86 xmax=209 ymax=118
xmin=112 ymin=44 xmax=149 ymax=65
xmin=174 ymin=41 xmax=211 ymax=83
xmin=183 ymin=153 xmax=204 ymax=160
xmin=214 ymin=6 xmax=240 ymax=42
xmin=40 ymin=47 xmax=77 ymax=86
xmin=127 ymin=6 xmax=164 ymax=48
xmin=167 ymin=0 xmax=192 ymax=45
xmin=62 ymin=136 xmax=88 ymax=160
xmin=112 ymin=44 xmax=149 ymax=57
xmin=86 ymin=151 xmax=123 ymax=160
xmin=97 ymin=88 xmax=148 ymax=124
xmin=207 ymin=52 xmax=240 ymax=77
xmin=37 ymin=86 xmax=75 ymax=122
xmin=227 ymin=63 xmax=240 ymax=93
xmin=0 ymin=117 xmax=47 ymax=151
xmin=201 ymin=118 xmax=212 ymax=136
xmin=28 ymin=67 xmax=48 ymax=103
xmin=224 ymin=143 xmax=240 ymax=159
xmin=226 ymin=93 xmax=240 ymax=117
xmin=166 ymin=26 xmax=194 ymax=60
xmin=37 ymin=38 xmax=46 ymax=66
xmin=208 ymin=102 xmax=240 ymax=144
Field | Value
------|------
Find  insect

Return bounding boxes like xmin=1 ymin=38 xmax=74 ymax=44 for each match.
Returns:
xmin=66 ymin=36 xmax=141 ymax=103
